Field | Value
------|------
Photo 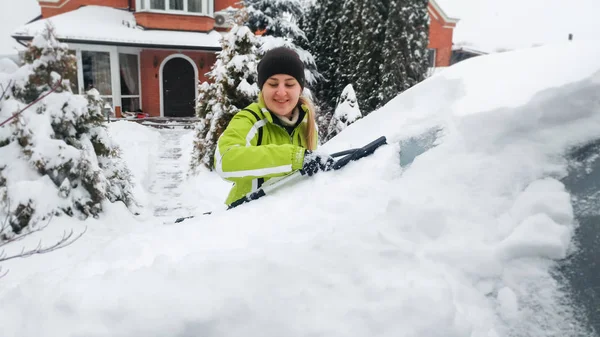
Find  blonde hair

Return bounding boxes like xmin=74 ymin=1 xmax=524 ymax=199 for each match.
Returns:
xmin=258 ymin=93 xmax=317 ymax=151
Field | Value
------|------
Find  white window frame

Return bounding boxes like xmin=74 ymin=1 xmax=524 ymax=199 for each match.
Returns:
xmin=118 ymin=48 xmax=143 ymax=113
xmin=136 ymin=0 xmax=213 ymax=16
xmin=158 ymin=53 xmax=199 ymax=117
xmin=70 ymin=43 xmax=142 ymax=113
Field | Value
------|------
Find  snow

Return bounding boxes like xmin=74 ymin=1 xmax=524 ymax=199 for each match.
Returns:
xmin=1 ymin=41 xmax=600 ymax=336
xmin=11 ymin=6 xmax=222 ymax=49
xmin=436 ymin=0 xmax=600 ymax=53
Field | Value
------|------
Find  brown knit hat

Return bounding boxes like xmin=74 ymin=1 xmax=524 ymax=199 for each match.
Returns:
xmin=257 ymin=47 xmax=305 ymax=90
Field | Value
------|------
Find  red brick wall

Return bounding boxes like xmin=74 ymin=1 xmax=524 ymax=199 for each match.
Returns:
xmin=427 ymin=4 xmax=455 ymax=67
xmin=134 ymin=12 xmax=214 ymax=32
xmin=215 ymin=0 xmax=241 ymax=11
xmin=39 ymin=0 xmax=129 ymax=18
xmin=139 ymin=50 xmax=216 ymax=117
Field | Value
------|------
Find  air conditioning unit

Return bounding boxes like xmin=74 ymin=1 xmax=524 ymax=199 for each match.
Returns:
xmin=214 ymin=12 xmax=233 ymax=28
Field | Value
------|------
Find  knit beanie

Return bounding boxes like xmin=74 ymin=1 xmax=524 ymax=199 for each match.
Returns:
xmin=257 ymin=47 xmax=305 ymax=90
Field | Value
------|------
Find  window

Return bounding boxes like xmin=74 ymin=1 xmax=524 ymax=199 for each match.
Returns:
xmin=170 ymin=0 xmax=183 ymax=10
xmin=119 ymin=53 xmax=141 ymax=113
xmin=188 ymin=0 xmax=201 ymax=13
xmin=82 ymin=51 xmax=112 ymax=98
xmin=150 ymin=0 xmax=165 ymax=9
xmin=427 ymin=49 xmax=436 ymax=68
xmin=141 ymin=0 xmax=205 ymax=14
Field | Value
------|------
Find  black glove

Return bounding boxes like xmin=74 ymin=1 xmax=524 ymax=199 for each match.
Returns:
xmin=300 ymin=150 xmax=335 ymax=176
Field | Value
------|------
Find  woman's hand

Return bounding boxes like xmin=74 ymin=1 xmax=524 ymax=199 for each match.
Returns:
xmin=301 ymin=150 xmax=335 ymax=176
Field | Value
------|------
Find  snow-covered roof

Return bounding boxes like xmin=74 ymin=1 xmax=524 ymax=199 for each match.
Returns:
xmin=451 ymin=45 xmax=488 ymax=55
xmin=429 ymin=0 xmax=460 ymax=24
xmin=11 ymin=5 xmax=222 ymax=50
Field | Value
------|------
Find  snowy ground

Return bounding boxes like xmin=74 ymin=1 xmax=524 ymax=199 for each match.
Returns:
xmin=1 ymin=41 xmax=600 ymax=336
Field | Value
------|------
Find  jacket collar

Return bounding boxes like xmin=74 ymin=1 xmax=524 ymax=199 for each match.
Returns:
xmin=256 ymin=101 xmax=308 ymax=126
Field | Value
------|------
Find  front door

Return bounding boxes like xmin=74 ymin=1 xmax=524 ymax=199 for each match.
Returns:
xmin=162 ymin=57 xmax=195 ymax=117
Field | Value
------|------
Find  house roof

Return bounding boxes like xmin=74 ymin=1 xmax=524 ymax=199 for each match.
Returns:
xmin=452 ymin=45 xmax=488 ymax=55
xmin=11 ymin=5 xmax=222 ymax=51
xmin=429 ymin=0 xmax=460 ymax=24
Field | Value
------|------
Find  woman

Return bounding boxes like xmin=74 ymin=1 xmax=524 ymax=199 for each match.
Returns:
xmin=215 ymin=47 xmax=334 ymax=208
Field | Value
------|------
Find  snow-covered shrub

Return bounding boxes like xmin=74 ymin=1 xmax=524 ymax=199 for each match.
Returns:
xmin=0 ymin=24 xmax=137 ymax=236
xmin=191 ymin=25 xmax=260 ymax=171
xmin=326 ymin=84 xmax=361 ymax=141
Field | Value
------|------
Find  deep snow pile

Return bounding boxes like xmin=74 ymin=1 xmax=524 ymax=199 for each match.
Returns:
xmin=1 ymin=41 xmax=600 ymax=337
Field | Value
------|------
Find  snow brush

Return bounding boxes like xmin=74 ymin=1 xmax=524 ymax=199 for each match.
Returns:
xmin=173 ymin=136 xmax=387 ymax=223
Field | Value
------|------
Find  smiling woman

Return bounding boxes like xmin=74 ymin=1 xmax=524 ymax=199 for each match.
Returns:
xmin=214 ymin=47 xmax=331 ymax=208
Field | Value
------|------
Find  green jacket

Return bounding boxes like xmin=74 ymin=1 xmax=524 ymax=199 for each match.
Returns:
xmin=215 ymin=101 xmax=317 ymax=207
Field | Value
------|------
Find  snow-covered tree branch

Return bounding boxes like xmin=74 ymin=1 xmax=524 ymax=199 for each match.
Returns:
xmin=0 ymin=23 xmax=138 ymax=236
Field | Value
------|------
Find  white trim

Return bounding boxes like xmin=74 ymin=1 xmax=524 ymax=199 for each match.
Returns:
xmin=110 ymin=50 xmax=121 ymax=110
xmin=429 ymin=0 xmax=460 ymax=24
xmin=219 ymin=165 xmax=293 ymax=179
xmin=428 ymin=8 xmax=439 ymax=21
xmin=69 ymin=43 xmax=143 ymax=112
xmin=76 ymin=49 xmax=83 ymax=94
xmin=136 ymin=0 xmax=213 ymax=15
xmin=38 ymin=0 xmax=72 ymax=8
xmin=117 ymin=48 xmax=142 ymax=112
xmin=246 ymin=119 xmax=267 ymax=146
xmin=158 ymin=53 xmax=199 ymax=117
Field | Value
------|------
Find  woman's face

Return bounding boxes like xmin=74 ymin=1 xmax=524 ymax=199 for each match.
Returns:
xmin=262 ymin=74 xmax=302 ymax=118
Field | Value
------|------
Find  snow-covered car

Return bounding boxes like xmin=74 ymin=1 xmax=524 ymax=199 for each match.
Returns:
xmin=1 ymin=41 xmax=599 ymax=337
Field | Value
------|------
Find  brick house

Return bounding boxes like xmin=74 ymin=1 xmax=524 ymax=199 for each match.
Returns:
xmin=427 ymin=0 xmax=459 ymax=68
xmin=12 ymin=0 xmax=458 ymax=118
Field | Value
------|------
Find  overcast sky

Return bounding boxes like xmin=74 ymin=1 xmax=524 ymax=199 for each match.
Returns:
xmin=1 ymin=0 xmax=599 ymax=55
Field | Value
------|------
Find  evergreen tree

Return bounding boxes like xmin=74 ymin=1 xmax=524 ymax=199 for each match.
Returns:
xmin=401 ymin=0 xmax=430 ymax=89
xmin=380 ymin=0 xmax=408 ymax=103
xmin=191 ymin=25 xmax=260 ymax=170
xmin=326 ymin=84 xmax=361 ymax=141
xmin=305 ymin=0 xmax=344 ymax=140
xmin=242 ymin=0 xmax=319 ymax=87
xmin=242 ymin=0 xmax=303 ymax=37
xmin=354 ymin=0 xmax=389 ymax=113
xmin=380 ymin=0 xmax=430 ymax=105
xmin=335 ymin=0 xmax=362 ymax=101
xmin=0 ymin=24 xmax=136 ymax=235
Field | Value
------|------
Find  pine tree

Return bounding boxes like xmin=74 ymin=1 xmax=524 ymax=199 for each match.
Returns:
xmin=305 ymin=0 xmax=344 ymax=140
xmin=0 ymin=24 xmax=136 ymax=235
xmin=242 ymin=0 xmax=319 ymax=87
xmin=191 ymin=25 xmax=260 ymax=170
xmin=242 ymin=0 xmax=304 ymax=38
xmin=354 ymin=0 xmax=389 ymax=113
xmin=335 ymin=0 xmax=362 ymax=100
xmin=380 ymin=0 xmax=408 ymax=104
xmin=401 ymin=0 xmax=430 ymax=89
xmin=380 ymin=0 xmax=430 ymax=105
xmin=326 ymin=84 xmax=362 ymax=141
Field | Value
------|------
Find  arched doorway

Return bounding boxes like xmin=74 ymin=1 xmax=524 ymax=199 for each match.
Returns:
xmin=161 ymin=57 xmax=196 ymax=117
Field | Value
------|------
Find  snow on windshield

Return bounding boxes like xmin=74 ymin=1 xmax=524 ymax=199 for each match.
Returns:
xmin=1 ymin=40 xmax=600 ymax=336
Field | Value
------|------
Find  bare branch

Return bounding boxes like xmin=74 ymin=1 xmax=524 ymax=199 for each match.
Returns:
xmin=0 ymin=213 xmax=51 ymax=249
xmin=0 ymin=225 xmax=87 ymax=263
xmin=0 ymin=79 xmax=13 ymax=102
xmin=0 ymin=210 xmax=87 ymax=278
xmin=0 ymin=77 xmax=63 ymax=128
